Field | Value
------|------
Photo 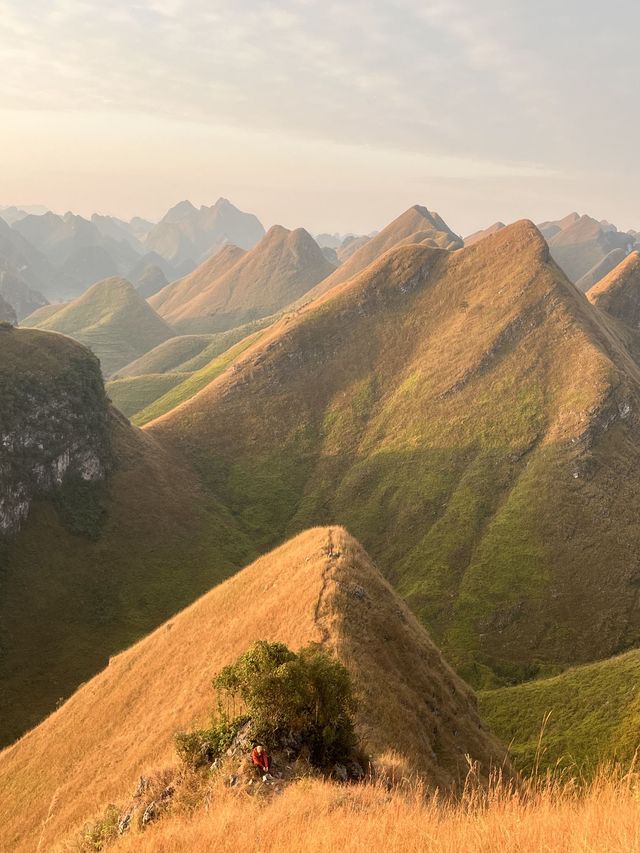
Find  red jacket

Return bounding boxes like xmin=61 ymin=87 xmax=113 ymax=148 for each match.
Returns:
xmin=252 ymin=747 xmax=270 ymax=771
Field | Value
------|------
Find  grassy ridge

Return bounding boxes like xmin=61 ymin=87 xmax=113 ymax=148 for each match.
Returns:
xmin=106 ymin=373 xmax=185 ymax=417
xmin=175 ymin=317 xmax=273 ymax=371
xmin=133 ymin=331 xmax=264 ymax=425
xmin=480 ymin=649 xmax=640 ymax=775
xmin=150 ymin=223 xmax=640 ymax=685
xmin=108 ymin=321 xmax=274 ymax=419
xmin=151 ymin=227 xmax=334 ymax=328
xmin=23 ymin=277 xmax=174 ymax=376
xmin=114 ymin=334 xmax=215 ymax=377
xmin=0 ymin=528 xmax=505 ymax=852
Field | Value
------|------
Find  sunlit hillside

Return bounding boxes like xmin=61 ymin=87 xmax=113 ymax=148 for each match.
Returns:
xmin=149 ymin=221 xmax=640 ymax=686
xmin=0 ymin=527 xmax=505 ymax=852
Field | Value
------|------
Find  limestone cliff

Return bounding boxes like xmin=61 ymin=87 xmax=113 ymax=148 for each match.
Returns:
xmin=0 ymin=326 xmax=111 ymax=534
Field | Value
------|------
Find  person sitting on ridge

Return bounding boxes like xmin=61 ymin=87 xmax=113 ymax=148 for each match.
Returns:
xmin=251 ymin=744 xmax=271 ymax=777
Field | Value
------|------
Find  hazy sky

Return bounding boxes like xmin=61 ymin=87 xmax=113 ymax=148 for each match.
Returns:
xmin=1 ymin=0 xmax=639 ymax=235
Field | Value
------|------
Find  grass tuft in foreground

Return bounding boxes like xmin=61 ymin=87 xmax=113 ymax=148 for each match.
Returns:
xmin=65 ymin=764 xmax=640 ymax=853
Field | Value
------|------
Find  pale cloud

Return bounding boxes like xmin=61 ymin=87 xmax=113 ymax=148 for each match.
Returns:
xmin=0 ymin=1 xmax=638 ymax=232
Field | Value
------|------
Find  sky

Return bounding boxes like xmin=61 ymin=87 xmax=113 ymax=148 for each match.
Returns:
xmin=1 ymin=0 xmax=639 ymax=236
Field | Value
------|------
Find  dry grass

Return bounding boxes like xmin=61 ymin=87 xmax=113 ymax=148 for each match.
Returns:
xmin=295 ymin=203 xmax=462 ymax=306
xmin=588 ymin=250 xmax=640 ymax=317
xmin=102 ymin=770 xmax=640 ymax=853
xmin=0 ymin=527 xmax=504 ymax=853
xmin=150 ymin=244 xmax=246 ymax=322
xmin=151 ymin=226 xmax=334 ymax=327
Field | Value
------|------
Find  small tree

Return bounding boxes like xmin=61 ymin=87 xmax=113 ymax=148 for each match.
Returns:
xmin=176 ymin=641 xmax=358 ymax=771
xmin=213 ymin=641 xmax=357 ymax=767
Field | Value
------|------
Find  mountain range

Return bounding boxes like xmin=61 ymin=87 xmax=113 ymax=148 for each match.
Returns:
xmin=147 ymin=221 xmax=640 ymax=690
xmin=466 ymin=214 xmax=640 ymax=292
xmin=150 ymin=225 xmax=336 ymax=332
xmin=144 ymin=198 xmax=265 ymax=270
xmin=0 ymin=198 xmax=267 ymax=312
xmin=5 ymin=198 xmax=640 ymax=848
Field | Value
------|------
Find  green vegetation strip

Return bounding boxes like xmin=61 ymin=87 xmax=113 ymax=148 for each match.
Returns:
xmin=133 ymin=331 xmax=264 ymax=425
xmin=479 ymin=649 xmax=640 ymax=776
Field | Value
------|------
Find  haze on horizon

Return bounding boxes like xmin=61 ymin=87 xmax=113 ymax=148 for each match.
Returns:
xmin=1 ymin=0 xmax=639 ymax=236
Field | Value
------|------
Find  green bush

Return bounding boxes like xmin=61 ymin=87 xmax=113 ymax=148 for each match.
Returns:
xmin=213 ymin=641 xmax=357 ymax=767
xmin=174 ymin=714 xmax=249 ymax=769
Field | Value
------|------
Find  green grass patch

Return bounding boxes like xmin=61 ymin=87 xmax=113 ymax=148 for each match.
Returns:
xmin=133 ymin=331 xmax=264 ymax=425
xmin=480 ymin=650 xmax=640 ymax=776
xmin=107 ymin=373 xmax=185 ymax=417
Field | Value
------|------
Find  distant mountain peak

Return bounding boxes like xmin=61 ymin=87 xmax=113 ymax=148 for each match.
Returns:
xmin=162 ymin=199 xmax=199 ymax=223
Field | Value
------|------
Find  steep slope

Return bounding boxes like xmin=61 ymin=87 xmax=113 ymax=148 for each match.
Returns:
xmin=129 ymin=330 xmax=265 ymax=425
xmin=152 ymin=227 xmax=335 ymax=331
xmin=0 ymin=327 xmax=253 ymax=749
xmin=0 ymin=293 xmax=16 ymax=324
xmin=537 ymin=212 xmax=580 ymax=240
xmin=144 ymin=198 xmax=265 ymax=267
xmin=150 ymin=243 xmax=246 ymax=321
xmin=297 ymin=204 xmax=462 ymax=306
xmin=544 ymin=214 xmax=636 ymax=283
xmin=108 ymin=322 xmax=273 ymax=419
xmin=149 ymin=221 xmax=640 ymax=686
xmin=575 ymin=248 xmax=628 ymax=292
xmin=0 ymin=527 xmax=506 ymax=852
xmin=0 ymin=326 xmax=111 ymax=535
xmin=464 ymin=222 xmax=506 ymax=246
xmin=24 ymin=277 xmax=175 ymax=375
xmin=587 ymin=251 xmax=640 ymax=327
xmin=480 ymin=649 xmax=640 ymax=775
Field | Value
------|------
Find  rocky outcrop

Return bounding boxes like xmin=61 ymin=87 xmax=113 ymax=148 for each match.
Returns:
xmin=0 ymin=327 xmax=112 ymax=534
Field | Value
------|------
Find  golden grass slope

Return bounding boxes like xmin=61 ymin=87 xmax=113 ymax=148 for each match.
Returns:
xmin=151 ymin=227 xmax=335 ymax=329
xmin=587 ymin=251 xmax=640 ymax=326
xmin=297 ymin=204 xmax=462 ymax=306
xmin=147 ymin=221 xmax=640 ymax=684
xmin=22 ymin=276 xmax=175 ymax=376
xmin=574 ymin=248 xmax=628 ymax=292
xmin=463 ymin=222 xmax=506 ymax=246
xmin=0 ymin=527 xmax=506 ymax=852
xmin=109 ymin=771 xmax=640 ymax=853
xmin=149 ymin=244 xmax=245 ymax=321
